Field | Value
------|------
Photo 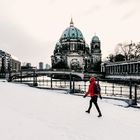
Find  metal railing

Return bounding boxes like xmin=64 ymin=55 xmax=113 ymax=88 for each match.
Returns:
xmin=13 ymin=76 xmax=140 ymax=105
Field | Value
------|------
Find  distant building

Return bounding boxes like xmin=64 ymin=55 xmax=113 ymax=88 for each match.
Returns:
xmin=45 ymin=64 xmax=50 ymax=70
xmin=51 ymin=19 xmax=102 ymax=72
xmin=39 ymin=62 xmax=44 ymax=70
xmin=11 ymin=57 xmax=21 ymax=72
xmin=101 ymin=59 xmax=140 ymax=81
xmin=21 ymin=63 xmax=36 ymax=70
xmin=0 ymin=50 xmax=11 ymax=73
xmin=0 ymin=50 xmax=21 ymax=77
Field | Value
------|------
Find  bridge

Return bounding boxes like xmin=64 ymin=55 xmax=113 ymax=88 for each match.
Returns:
xmin=9 ymin=70 xmax=84 ymax=81
xmin=8 ymin=69 xmax=103 ymax=82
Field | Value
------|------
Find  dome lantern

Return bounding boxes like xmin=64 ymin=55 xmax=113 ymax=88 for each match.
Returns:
xmin=70 ymin=18 xmax=74 ymax=27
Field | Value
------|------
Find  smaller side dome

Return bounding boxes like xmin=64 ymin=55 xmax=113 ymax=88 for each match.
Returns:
xmin=91 ymin=35 xmax=100 ymax=43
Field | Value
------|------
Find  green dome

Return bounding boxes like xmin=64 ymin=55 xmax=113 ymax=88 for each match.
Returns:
xmin=60 ymin=19 xmax=85 ymax=42
xmin=91 ymin=35 xmax=100 ymax=43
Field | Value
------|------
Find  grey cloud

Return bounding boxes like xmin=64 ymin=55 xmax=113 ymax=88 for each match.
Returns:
xmin=111 ymin=0 xmax=140 ymax=6
xmin=111 ymin=0 xmax=140 ymax=21
xmin=0 ymin=21 xmax=53 ymax=65
xmin=82 ymin=5 xmax=101 ymax=16
xmin=111 ymin=0 xmax=132 ymax=5
xmin=121 ymin=9 xmax=137 ymax=20
xmin=48 ymin=0 xmax=56 ymax=5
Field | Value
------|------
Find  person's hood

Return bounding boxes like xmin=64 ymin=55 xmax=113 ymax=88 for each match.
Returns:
xmin=89 ymin=77 xmax=96 ymax=83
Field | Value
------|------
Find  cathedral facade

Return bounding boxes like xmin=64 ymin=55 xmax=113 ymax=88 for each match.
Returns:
xmin=51 ymin=19 xmax=102 ymax=72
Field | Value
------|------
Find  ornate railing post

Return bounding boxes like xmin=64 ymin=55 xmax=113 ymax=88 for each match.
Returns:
xmin=69 ymin=72 xmax=72 ymax=93
xmin=20 ymin=70 xmax=22 ymax=83
xmin=134 ymin=84 xmax=137 ymax=105
xmin=51 ymin=74 xmax=53 ymax=89
xmin=129 ymin=80 xmax=132 ymax=99
xmin=33 ymin=69 xmax=38 ymax=86
xmin=72 ymin=77 xmax=75 ymax=93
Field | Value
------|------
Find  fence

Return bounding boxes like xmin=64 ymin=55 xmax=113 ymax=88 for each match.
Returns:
xmin=13 ymin=75 xmax=140 ymax=105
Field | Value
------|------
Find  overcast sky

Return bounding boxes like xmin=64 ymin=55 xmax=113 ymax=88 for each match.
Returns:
xmin=0 ymin=0 xmax=140 ymax=66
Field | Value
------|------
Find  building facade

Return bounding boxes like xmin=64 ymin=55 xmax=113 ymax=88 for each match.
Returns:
xmin=101 ymin=60 xmax=140 ymax=80
xmin=39 ymin=62 xmax=44 ymax=70
xmin=0 ymin=50 xmax=21 ymax=77
xmin=45 ymin=64 xmax=50 ymax=70
xmin=51 ymin=19 xmax=102 ymax=72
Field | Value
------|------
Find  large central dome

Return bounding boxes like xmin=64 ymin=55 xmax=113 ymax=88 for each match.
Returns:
xmin=60 ymin=19 xmax=85 ymax=43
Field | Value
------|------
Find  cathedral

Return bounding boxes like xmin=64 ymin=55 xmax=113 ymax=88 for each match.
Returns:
xmin=51 ymin=19 xmax=102 ymax=73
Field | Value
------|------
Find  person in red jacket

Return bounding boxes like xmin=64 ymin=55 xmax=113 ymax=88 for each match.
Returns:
xmin=83 ymin=76 xmax=102 ymax=117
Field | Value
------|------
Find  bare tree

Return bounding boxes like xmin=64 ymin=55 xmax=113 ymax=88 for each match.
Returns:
xmin=107 ymin=54 xmax=115 ymax=62
xmin=107 ymin=41 xmax=140 ymax=62
xmin=134 ymin=42 xmax=140 ymax=59
xmin=117 ymin=41 xmax=137 ymax=60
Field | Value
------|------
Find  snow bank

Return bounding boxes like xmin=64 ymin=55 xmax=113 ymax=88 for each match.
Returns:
xmin=0 ymin=81 xmax=140 ymax=140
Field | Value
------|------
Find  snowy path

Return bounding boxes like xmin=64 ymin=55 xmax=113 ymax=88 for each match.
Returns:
xmin=0 ymin=81 xmax=140 ymax=140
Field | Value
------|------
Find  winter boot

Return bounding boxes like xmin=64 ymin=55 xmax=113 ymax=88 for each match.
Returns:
xmin=98 ymin=114 xmax=102 ymax=117
xmin=85 ymin=110 xmax=90 ymax=113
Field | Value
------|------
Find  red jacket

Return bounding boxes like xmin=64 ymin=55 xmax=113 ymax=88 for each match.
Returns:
xmin=85 ymin=77 xmax=96 ymax=97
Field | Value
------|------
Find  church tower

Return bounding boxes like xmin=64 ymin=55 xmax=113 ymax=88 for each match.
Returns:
xmin=90 ymin=35 xmax=102 ymax=72
xmin=90 ymin=35 xmax=101 ymax=62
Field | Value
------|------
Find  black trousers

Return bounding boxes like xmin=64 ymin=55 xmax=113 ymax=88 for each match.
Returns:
xmin=87 ymin=96 xmax=102 ymax=115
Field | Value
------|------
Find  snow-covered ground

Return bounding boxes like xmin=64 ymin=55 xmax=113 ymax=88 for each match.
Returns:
xmin=0 ymin=80 xmax=140 ymax=140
